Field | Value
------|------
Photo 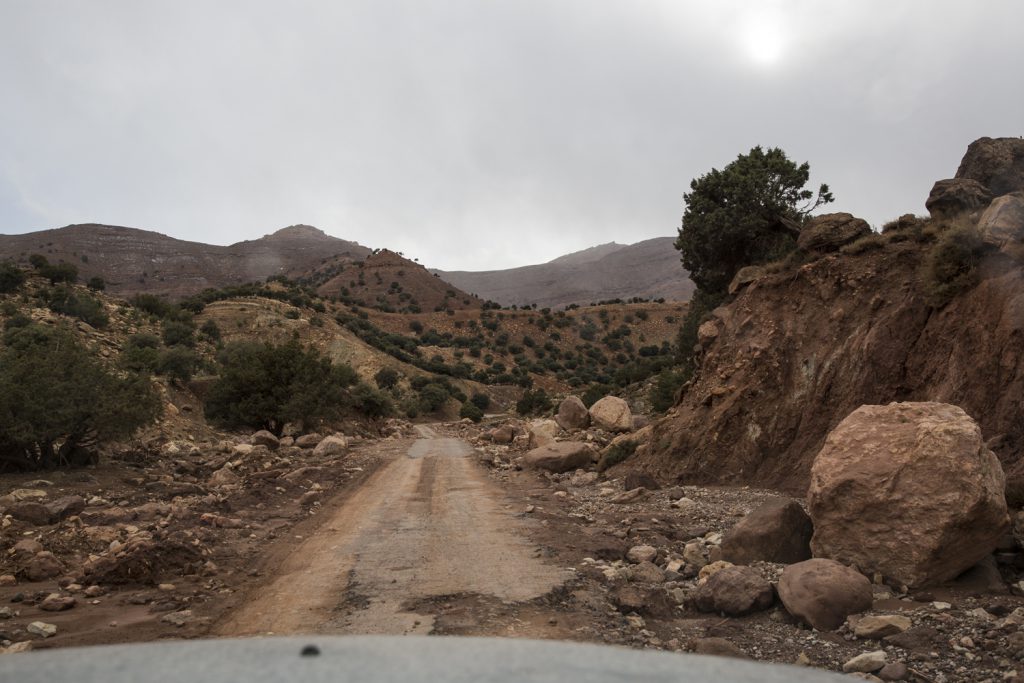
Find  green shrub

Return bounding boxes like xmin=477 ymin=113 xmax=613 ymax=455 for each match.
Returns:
xmin=350 ymin=383 xmax=394 ymax=419
xmin=597 ymin=440 xmax=637 ymax=472
xmin=47 ymin=286 xmax=109 ymax=328
xmin=0 ymin=262 xmax=26 ymax=293
xmin=581 ymin=383 xmax=612 ymax=408
xmin=86 ymin=276 xmax=106 ymax=291
xmin=0 ymin=324 xmax=160 ymax=469
xmin=516 ymin=388 xmax=551 ymax=416
xmin=204 ymin=340 xmax=358 ymax=434
xmin=649 ymin=368 xmax=685 ymax=412
xmin=470 ymin=392 xmax=490 ymax=411
xmin=162 ymin=319 xmax=195 ymax=347
xmin=921 ymin=225 xmax=986 ymax=308
xmin=374 ymin=367 xmax=400 ymax=390
xmin=199 ymin=319 xmax=221 ymax=342
xmin=130 ymin=293 xmax=173 ymax=318
xmin=156 ymin=347 xmax=196 ymax=383
xmin=459 ymin=401 xmax=483 ymax=422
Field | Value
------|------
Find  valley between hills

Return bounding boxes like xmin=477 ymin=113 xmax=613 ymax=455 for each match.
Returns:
xmin=1 ymin=136 xmax=1024 ymax=683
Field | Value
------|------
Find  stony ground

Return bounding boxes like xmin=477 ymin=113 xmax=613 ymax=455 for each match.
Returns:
xmin=2 ymin=419 xmax=1024 ymax=683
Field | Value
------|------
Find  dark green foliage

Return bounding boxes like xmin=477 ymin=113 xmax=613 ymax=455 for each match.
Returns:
xmin=130 ymin=294 xmax=174 ymax=318
xmin=597 ymin=440 xmax=637 ymax=472
xmin=516 ymin=388 xmax=552 ymax=416
xmin=162 ymin=319 xmax=195 ymax=347
xmin=675 ymin=289 xmax=725 ymax=380
xmin=284 ymin=309 xmax=301 ymax=319
xmin=581 ymin=383 xmax=612 ymax=408
xmin=120 ymin=333 xmax=161 ymax=372
xmin=417 ymin=383 xmax=450 ymax=412
xmin=199 ymin=319 xmax=221 ymax=342
xmin=470 ymin=392 xmax=490 ymax=411
xmin=0 ymin=262 xmax=26 ymax=293
xmin=37 ymin=261 xmax=79 ymax=284
xmin=0 ymin=324 xmax=160 ymax=470
xmin=374 ymin=367 xmax=400 ymax=390
xmin=350 ymin=383 xmax=394 ymax=419
xmin=47 ymin=286 xmax=109 ymax=328
xmin=675 ymin=146 xmax=833 ymax=295
xmin=86 ymin=276 xmax=106 ymax=291
xmin=156 ymin=347 xmax=197 ymax=383
xmin=204 ymin=340 xmax=359 ymax=435
xmin=649 ymin=368 xmax=686 ymax=413
xmin=459 ymin=401 xmax=483 ymax=422
xmin=921 ymin=225 xmax=987 ymax=308
xmin=28 ymin=254 xmax=48 ymax=270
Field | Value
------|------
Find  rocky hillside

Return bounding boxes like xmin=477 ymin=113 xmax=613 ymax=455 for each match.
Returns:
xmin=435 ymin=237 xmax=696 ymax=309
xmin=631 ymin=137 xmax=1024 ymax=498
xmin=312 ymin=249 xmax=482 ymax=313
xmin=0 ymin=224 xmax=370 ymax=298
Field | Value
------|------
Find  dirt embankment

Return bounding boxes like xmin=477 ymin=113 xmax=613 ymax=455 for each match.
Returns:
xmin=637 ymin=242 xmax=1024 ymax=496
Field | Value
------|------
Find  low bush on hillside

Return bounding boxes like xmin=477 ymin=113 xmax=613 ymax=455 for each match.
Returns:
xmin=921 ymin=225 xmax=987 ymax=308
xmin=839 ymin=233 xmax=886 ymax=256
xmin=516 ymin=388 xmax=552 ymax=416
xmin=0 ymin=324 xmax=160 ymax=470
xmin=47 ymin=286 xmax=109 ymax=328
xmin=204 ymin=340 xmax=358 ymax=435
xmin=459 ymin=401 xmax=483 ymax=423
xmin=649 ymin=367 xmax=686 ymax=413
xmin=0 ymin=262 xmax=26 ymax=293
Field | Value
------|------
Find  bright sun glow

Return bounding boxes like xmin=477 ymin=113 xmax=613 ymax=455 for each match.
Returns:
xmin=739 ymin=16 xmax=787 ymax=67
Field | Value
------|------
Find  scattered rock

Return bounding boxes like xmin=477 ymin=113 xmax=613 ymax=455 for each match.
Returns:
xmin=522 ymin=442 xmax=595 ymax=473
xmin=294 ymin=433 xmax=323 ymax=449
xmin=797 ymin=213 xmax=872 ymax=253
xmin=161 ymin=610 xmax=194 ymax=627
xmin=555 ymin=396 xmax=590 ymax=430
xmin=45 ymin=494 xmax=86 ymax=521
xmin=6 ymin=502 xmax=54 ymax=526
xmin=728 ymin=265 xmax=767 ymax=295
xmin=698 ymin=560 xmax=733 ymax=584
xmin=27 ymin=621 xmax=57 ymax=638
xmin=208 ymin=466 xmax=240 ymax=487
xmin=0 ymin=641 xmax=32 ymax=654
xmin=313 ymin=435 xmax=348 ymax=456
xmin=623 ymin=471 xmax=659 ymax=492
xmin=527 ymin=419 xmax=561 ymax=449
xmin=777 ymin=558 xmax=872 ymax=631
xmin=630 ymin=561 xmax=665 ymax=584
xmin=39 ymin=594 xmax=76 ymax=612
xmin=626 ymin=545 xmax=658 ymax=564
xmin=250 ymin=430 xmax=280 ymax=450
xmin=843 ymin=650 xmax=887 ymax=674
xmin=232 ymin=443 xmax=254 ymax=456
xmin=22 ymin=551 xmax=65 ymax=581
xmin=925 ymin=178 xmax=993 ymax=219
xmin=877 ymin=662 xmax=908 ymax=681
xmin=693 ymin=565 xmax=774 ymax=616
xmin=609 ymin=488 xmax=649 ymax=504
xmin=589 ymin=396 xmax=633 ymax=433
xmin=720 ymin=497 xmax=812 ymax=565
xmin=808 ymin=402 xmax=1008 ymax=588
xmin=690 ymin=637 xmax=748 ymax=659
xmin=852 ymin=614 xmax=912 ymax=639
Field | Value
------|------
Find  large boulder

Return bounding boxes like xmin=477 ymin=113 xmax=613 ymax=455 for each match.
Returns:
xmin=589 ymin=396 xmax=633 ymax=433
xmin=523 ymin=442 xmax=595 ymax=473
xmin=527 ymin=419 xmax=561 ymax=448
xmin=925 ymin=178 xmax=993 ymax=219
xmin=294 ymin=433 xmax=323 ymax=449
xmin=720 ymin=497 xmax=813 ymax=565
xmin=6 ymin=501 xmax=54 ymax=526
xmin=250 ymin=430 xmax=280 ymax=450
xmin=555 ymin=396 xmax=590 ymax=431
xmin=777 ymin=558 xmax=872 ymax=631
xmin=978 ymin=191 xmax=1024 ymax=250
xmin=808 ymin=402 xmax=1008 ymax=588
xmin=692 ymin=565 xmax=774 ymax=616
xmin=797 ymin=213 xmax=872 ymax=253
xmin=22 ymin=551 xmax=65 ymax=581
xmin=955 ymin=136 xmax=1024 ymax=197
xmin=313 ymin=434 xmax=348 ymax=456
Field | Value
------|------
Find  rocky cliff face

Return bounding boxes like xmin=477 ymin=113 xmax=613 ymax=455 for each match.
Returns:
xmin=638 ymin=241 xmax=1024 ymax=496
xmin=635 ymin=137 xmax=1024 ymax=499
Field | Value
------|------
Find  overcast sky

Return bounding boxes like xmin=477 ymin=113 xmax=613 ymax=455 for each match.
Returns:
xmin=1 ymin=1 xmax=1022 ymax=271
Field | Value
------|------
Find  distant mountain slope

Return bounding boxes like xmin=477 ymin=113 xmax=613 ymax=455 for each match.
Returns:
xmin=0 ymin=223 xmax=371 ymax=298
xmin=435 ymin=237 xmax=695 ymax=309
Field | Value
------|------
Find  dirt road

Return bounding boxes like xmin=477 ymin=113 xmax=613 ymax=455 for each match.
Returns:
xmin=218 ymin=426 xmax=569 ymax=636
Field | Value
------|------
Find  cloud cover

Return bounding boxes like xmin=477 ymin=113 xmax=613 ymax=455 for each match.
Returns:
xmin=1 ymin=1 xmax=1021 ymax=270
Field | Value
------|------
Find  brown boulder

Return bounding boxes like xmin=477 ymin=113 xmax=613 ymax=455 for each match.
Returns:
xmin=6 ymin=501 xmax=54 ymax=526
xmin=978 ymin=191 xmax=1024 ymax=249
xmin=22 ymin=551 xmax=65 ymax=581
xmin=777 ymin=558 xmax=872 ymax=631
xmin=955 ymin=136 xmax=1024 ymax=196
xmin=555 ymin=396 xmax=590 ymax=430
xmin=527 ymin=419 xmax=561 ymax=448
xmin=623 ymin=471 xmax=660 ymax=492
xmin=728 ymin=265 xmax=767 ymax=295
xmin=925 ymin=178 xmax=993 ymax=219
xmin=294 ymin=433 xmax=323 ymax=449
xmin=488 ymin=425 xmax=515 ymax=444
xmin=797 ymin=213 xmax=872 ymax=253
xmin=692 ymin=565 xmax=774 ymax=616
xmin=250 ymin=430 xmax=280 ymax=450
xmin=45 ymin=495 xmax=86 ymax=522
xmin=523 ymin=442 xmax=595 ymax=473
xmin=589 ymin=396 xmax=632 ymax=433
xmin=808 ymin=402 xmax=1008 ymax=588
xmin=313 ymin=434 xmax=348 ymax=456
xmin=720 ymin=497 xmax=812 ymax=565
